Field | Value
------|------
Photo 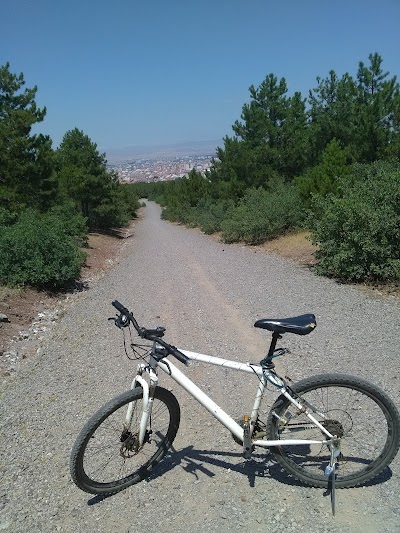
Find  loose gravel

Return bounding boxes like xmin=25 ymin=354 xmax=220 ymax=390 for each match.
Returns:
xmin=1 ymin=202 xmax=399 ymax=533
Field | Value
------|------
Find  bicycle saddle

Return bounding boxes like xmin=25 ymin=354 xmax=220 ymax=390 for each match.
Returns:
xmin=254 ymin=314 xmax=316 ymax=335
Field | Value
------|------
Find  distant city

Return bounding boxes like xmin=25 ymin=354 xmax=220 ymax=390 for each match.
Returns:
xmin=107 ymin=154 xmax=215 ymax=183
xmin=105 ymin=140 xmax=221 ymax=183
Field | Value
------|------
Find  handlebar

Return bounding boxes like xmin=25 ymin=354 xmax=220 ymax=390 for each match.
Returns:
xmin=111 ymin=300 xmax=190 ymax=366
xmin=158 ymin=341 xmax=191 ymax=366
xmin=112 ymin=300 xmax=140 ymax=331
xmin=112 ymin=299 xmax=129 ymax=315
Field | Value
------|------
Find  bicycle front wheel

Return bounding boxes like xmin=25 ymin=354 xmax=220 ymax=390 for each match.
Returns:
xmin=70 ymin=386 xmax=180 ymax=494
xmin=267 ymin=373 xmax=400 ymax=488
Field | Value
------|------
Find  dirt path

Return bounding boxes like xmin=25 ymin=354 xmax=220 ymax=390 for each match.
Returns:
xmin=1 ymin=202 xmax=399 ymax=533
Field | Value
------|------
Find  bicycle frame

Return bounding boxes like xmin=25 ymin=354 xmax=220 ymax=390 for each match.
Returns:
xmin=128 ymin=347 xmax=335 ymax=452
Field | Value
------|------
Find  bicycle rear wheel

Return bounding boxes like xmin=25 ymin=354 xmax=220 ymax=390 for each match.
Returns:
xmin=70 ymin=386 xmax=180 ymax=495
xmin=267 ymin=373 xmax=400 ymax=488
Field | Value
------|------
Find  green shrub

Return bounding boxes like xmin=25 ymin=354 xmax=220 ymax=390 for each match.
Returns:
xmin=0 ymin=210 xmax=86 ymax=288
xmin=310 ymin=161 xmax=400 ymax=282
xmin=221 ymin=183 xmax=302 ymax=244
xmin=161 ymin=202 xmax=192 ymax=224
xmin=119 ymin=184 xmax=140 ymax=217
xmin=0 ymin=207 xmax=18 ymax=226
xmin=92 ymin=201 xmax=128 ymax=229
xmin=90 ymin=185 xmax=139 ymax=229
xmin=46 ymin=203 xmax=88 ymax=246
xmin=189 ymin=198 xmax=235 ymax=234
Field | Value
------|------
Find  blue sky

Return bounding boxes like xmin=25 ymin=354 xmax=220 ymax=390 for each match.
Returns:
xmin=2 ymin=0 xmax=399 ymax=150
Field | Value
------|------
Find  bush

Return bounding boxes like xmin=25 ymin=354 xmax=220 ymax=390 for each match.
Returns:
xmin=0 ymin=210 xmax=86 ymax=288
xmin=161 ymin=201 xmax=192 ymax=224
xmin=92 ymin=201 xmax=127 ymax=229
xmin=221 ymin=183 xmax=302 ymax=244
xmin=310 ymin=161 xmax=400 ymax=282
xmin=0 ymin=207 xmax=18 ymax=226
xmin=92 ymin=185 xmax=139 ymax=229
xmin=46 ymin=203 xmax=88 ymax=246
xmin=189 ymin=198 xmax=235 ymax=234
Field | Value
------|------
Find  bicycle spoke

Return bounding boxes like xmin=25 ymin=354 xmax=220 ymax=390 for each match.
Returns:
xmin=78 ymin=392 xmax=176 ymax=486
xmin=268 ymin=377 xmax=396 ymax=487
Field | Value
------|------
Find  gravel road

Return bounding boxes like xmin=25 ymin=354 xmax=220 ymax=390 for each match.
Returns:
xmin=1 ymin=201 xmax=400 ymax=533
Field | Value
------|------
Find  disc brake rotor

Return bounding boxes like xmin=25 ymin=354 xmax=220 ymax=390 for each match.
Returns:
xmin=120 ymin=430 xmax=140 ymax=458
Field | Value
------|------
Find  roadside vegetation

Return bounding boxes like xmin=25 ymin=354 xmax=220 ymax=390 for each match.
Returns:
xmin=0 ymin=63 xmax=139 ymax=289
xmin=134 ymin=53 xmax=400 ymax=284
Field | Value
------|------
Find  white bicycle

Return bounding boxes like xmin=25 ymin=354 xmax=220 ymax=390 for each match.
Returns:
xmin=70 ymin=300 xmax=400 ymax=506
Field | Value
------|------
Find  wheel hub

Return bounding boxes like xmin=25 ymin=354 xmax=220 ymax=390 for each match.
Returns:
xmin=120 ymin=430 xmax=139 ymax=457
xmin=322 ymin=419 xmax=344 ymax=438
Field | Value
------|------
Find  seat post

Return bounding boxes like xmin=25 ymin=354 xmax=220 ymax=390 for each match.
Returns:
xmin=261 ymin=332 xmax=282 ymax=369
xmin=268 ymin=332 xmax=281 ymax=357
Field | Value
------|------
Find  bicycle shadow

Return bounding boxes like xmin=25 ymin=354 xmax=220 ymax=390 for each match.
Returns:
xmin=151 ymin=445 xmax=392 ymax=487
xmin=87 ymin=445 xmax=393 ymax=505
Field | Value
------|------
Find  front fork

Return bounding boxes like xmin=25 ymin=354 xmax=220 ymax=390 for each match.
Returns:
xmin=125 ymin=362 xmax=158 ymax=449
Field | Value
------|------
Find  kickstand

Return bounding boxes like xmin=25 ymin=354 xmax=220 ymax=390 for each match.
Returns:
xmin=325 ymin=438 xmax=340 ymax=516
xmin=330 ymin=466 xmax=336 ymax=516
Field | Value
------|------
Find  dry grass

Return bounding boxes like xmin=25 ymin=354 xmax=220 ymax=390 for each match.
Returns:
xmin=261 ymin=230 xmax=317 ymax=266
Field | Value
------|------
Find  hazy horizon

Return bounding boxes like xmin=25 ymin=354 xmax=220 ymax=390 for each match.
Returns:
xmin=104 ymin=139 xmax=222 ymax=162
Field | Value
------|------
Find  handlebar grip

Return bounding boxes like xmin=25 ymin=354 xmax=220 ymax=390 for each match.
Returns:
xmin=169 ymin=346 xmax=191 ymax=366
xmin=112 ymin=300 xmax=141 ymax=332
xmin=112 ymin=300 xmax=129 ymax=315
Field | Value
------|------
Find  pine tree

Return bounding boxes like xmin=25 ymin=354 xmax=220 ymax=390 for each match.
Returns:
xmin=0 ymin=63 xmax=55 ymax=212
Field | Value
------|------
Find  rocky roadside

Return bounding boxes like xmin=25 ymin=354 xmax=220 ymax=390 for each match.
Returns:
xmin=0 ymin=226 xmax=134 ymax=378
xmin=0 ymin=306 xmax=62 ymax=375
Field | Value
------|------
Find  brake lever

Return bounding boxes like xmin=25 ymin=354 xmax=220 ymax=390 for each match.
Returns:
xmin=108 ymin=314 xmax=130 ymax=328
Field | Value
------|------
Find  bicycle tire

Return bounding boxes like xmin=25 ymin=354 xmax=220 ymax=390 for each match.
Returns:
xmin=70 ymin=386 xmax=180 ymax=495
xmin=267 ymin=373 xmax=400 ymax=488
